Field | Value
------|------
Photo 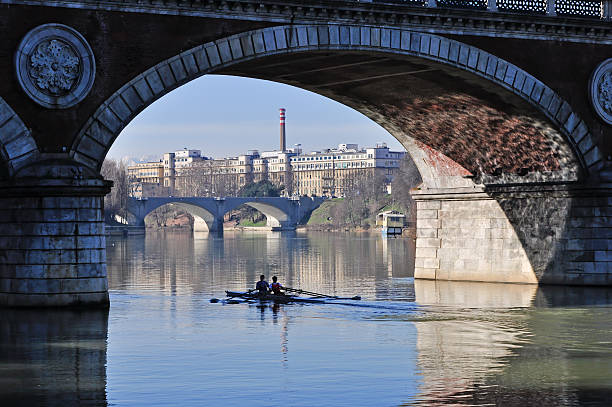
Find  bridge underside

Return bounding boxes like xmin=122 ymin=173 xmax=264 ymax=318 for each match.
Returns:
xmin=218 ymin=50 xmax=580 ymax=186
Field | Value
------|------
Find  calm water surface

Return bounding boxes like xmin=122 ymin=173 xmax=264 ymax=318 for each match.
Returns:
xmin=2 ymin=231 xmax=612 ymax=406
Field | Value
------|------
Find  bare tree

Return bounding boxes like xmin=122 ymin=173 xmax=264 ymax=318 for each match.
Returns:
xmin=101 ymin=159 xmax=131 ymax=223
xmin=283 ymin=165 xmax=295 ymax=196
xmin=329 ymin=169 xmax=387 ymax=228
xmin=147 ymin=205 xmax=174 ymax=228
xmin=179 ymin=161 xmax=214 ymax=196
xmin=391 ymin=155 xmax=422 ymax=221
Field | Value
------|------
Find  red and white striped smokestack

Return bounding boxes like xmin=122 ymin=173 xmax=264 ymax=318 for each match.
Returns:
xmin=279 ymin=108 xmax=286 ymax=152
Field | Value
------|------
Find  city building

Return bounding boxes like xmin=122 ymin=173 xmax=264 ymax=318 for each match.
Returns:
xmin=129 ymin=142 xmax=404 ymax=198
xmin=290 ymin=143 xmax=405 ymax=197
xmin=127 ymin=109 xmax=405 ymax=198
xmin=127 ymin=161 xmax=167 ymax=198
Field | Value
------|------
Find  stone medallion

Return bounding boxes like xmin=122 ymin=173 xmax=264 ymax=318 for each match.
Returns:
xmin=15 ymin=24 xmax=95 ymax=109
xmin=590 ymin=58 xmax=612 ymax=126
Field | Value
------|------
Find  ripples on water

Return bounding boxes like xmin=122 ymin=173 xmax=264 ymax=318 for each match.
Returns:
xmin=1 ymin=231 xmax=612 ymax=406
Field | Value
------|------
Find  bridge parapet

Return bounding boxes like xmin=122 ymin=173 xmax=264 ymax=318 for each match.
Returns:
xmin=3 ymin=0 xmax=610 ymax=44
xmin=6 ymin=0 xmax=609 ymax=19
xmin=370 ymin=0 xmax=611 ymax=19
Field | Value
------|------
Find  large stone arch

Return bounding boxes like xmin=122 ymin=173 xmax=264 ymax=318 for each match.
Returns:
xmin=167 ymin=202 xmax=217 ymax=232
xmin=223 ymin=199 xmax=291 ymax=229
xmin=71 ymin=24 xmax=601 ymax=188
xmin=127 ymin=197 xmax=220 ymax=231
xmin=244 ymin=202 xmax=288 ymax=227
xmin=0 ymin=97 xmax=38 ymax=179
xmin=66 ymin=24 xmax=611 ymax=287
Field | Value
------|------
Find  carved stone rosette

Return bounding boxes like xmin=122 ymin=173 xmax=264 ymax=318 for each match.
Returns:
xmin=590 ymin=58 xmax=612 ymax=126
xmin=14 ymin=24 xmax=96 ymax=109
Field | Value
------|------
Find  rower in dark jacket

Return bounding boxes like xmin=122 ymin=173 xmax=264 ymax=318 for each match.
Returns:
xmin=255 ymin=275 xmax=270 ymax=296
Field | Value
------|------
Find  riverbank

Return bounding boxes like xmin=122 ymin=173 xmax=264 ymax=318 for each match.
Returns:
xmin=298 ymin=224 xmax=415 ymax=238
xmin=301 ymin=198 xmax=414 ymax=236
xmin=105 ymin=225 xmax=145 ymax=236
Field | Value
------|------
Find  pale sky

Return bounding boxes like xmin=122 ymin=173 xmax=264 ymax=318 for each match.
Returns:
xmin=107 ymin=75 xmax=404 ymax=162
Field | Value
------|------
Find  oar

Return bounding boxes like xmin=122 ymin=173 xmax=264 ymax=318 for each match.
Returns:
xmin=210 ymin=297 xmax=250 ymax=304
xmin=284 ymin=287 xmax=361 ymax=301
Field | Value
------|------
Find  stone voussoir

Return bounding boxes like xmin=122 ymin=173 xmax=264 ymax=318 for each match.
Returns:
xmin=0 ymin=97 xmax=39 ymax=176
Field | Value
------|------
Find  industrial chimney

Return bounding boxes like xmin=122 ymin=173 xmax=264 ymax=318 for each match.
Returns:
xmin=279 ymin=108 xmax=286 ymax=152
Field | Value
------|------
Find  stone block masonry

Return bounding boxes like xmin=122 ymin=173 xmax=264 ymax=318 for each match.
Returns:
xmin=0 ymin=161 xmax=111 ymax=307
xmin=413 ymin=185 xmax=612 ymax=285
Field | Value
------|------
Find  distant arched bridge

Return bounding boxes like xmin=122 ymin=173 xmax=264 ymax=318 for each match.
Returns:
xmin=127 ymin=196 xmax=326 ymax=232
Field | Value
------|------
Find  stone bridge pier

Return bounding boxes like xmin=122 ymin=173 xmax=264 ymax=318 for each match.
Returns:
xmin=0 ymin=159 xmax=111 ymax=307
xmin=413 ymin=183 xmax=612 ymax=285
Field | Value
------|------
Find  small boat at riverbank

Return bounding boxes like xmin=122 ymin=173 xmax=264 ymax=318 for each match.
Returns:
xmin=225 ymin=291 xmax=326 ymax=304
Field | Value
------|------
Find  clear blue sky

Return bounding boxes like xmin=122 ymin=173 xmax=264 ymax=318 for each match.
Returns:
xmin=107 ymin=75 xmax=403 ymax=162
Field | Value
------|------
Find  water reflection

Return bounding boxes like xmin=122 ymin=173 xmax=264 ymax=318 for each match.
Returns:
xmin=106 ymin=230 xmax=414 ymax=298
xmin=0 ymin=309 xmax=108 ymax=407
xmin=415 ymin=279 xmax=538 ymax=308
xmin=535 ymin=285 xmax=612 ymax=307
xmin=260 ymin=303 xmax=290 ymax=367
xmin=412 ymin=280 xmax=612 ymax=406
xmin=4 ymin=232 xmax=612 ymax=406
xmin=412 ymin=280 xmax=532 ymax=405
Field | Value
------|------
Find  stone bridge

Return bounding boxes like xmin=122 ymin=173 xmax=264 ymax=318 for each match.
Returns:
xmin=0 ymin=0 xmax=610 ymax=306
xmin=128 ymin=196 xmax=326 ymax=232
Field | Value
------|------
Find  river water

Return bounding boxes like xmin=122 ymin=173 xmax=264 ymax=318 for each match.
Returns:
xmin=2 ymin=231 xmax=612 ymax=406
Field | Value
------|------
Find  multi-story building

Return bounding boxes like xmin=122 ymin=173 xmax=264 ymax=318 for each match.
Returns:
xmin=194 ymin=154 xmax=255 ymax=195
xmin=263 ymin=151 xmax=295 ymax=193
xmin=174 ymin=149 xmax=204 ymax=167
xmin=163 ymin=149 xmax=206 ymax=191
xmin=290 ymin=143 xmax=405 ymax=197
xmin=128 ymin=161 xmax=164 ymax=184
xmin=127 ymin=161 xmax=168 ymax=198
xmin=252 ymin=154 xmax=268 ymax=183
xmin=128 ymin=143 xmax=404 ymax=198
xmin=127 ymin=110 xmax=404 ymax=198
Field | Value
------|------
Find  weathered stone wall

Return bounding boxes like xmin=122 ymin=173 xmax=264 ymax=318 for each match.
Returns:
xmin=414 ymin=189 xmax=538 ymax=284
xmin=414 ymin=186 xmax=612 ymax=285
xmin=494 ymin=186 xmax=612 ymax=285
xmin=0 ymin=194 xmax=109 ymax=306
xmin=0 ymin=160 xmax=111 ymax=307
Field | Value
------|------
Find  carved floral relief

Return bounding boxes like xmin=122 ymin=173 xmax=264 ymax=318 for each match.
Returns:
xmin=29 ymin=39 xmax=80 ymax=96
xmin=598 ymin=71 xmax=611 ymax=117
xmin=590 ymin=58 xmax=612 ymax=126
xmin=15 ymin=24 xmax=95 ymax=109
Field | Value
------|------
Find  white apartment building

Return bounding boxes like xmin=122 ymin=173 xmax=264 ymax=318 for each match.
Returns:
xmin=129 ymin=144 xmax=405 ymax=198
xmin=290 ymin=143 xmax=405 ymax=197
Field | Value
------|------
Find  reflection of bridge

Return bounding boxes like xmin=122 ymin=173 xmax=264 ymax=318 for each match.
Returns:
xmin=128 ymin=196 xmax=326 ymax=232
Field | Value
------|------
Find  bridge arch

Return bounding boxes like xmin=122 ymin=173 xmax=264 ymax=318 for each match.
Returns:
xmin=71 ymin=24 xmax=601 ymax=188
xmin=67 ymin=24 xmax=612 ymax=286
xmin=128 ymin=198 xmax=219 ymax=232
xmin=223 ymin=199 xmax=293 ymax=229
xmin=164 ymin=202 xmax=216 ymax=232
xmin=0 ymin=97 xmax=39 ymax=178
